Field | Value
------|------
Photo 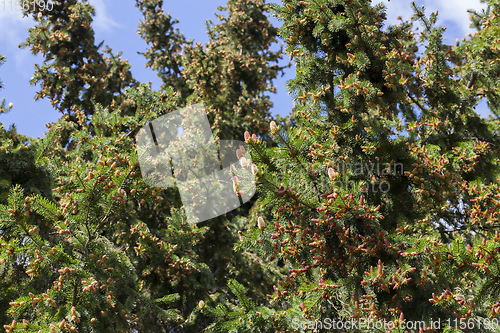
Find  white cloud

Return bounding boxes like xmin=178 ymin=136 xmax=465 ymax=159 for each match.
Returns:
xmin=87 ymin=0 xmax=121 ymax=32
xmin=0 ymin=6 xmax=38 ymax=70
xmin=378 ymin=0 xmax=487 ymax=39
xmin=0 ymin=5 xmax=34 ymax=46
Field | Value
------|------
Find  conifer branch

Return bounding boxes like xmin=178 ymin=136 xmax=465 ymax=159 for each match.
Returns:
xmin=75 ymin=170 xmax=88 ymax=192
xmin=343 ymin=2 xmax=370 ymax=53
xmin=72 ymin=280 xmax=78 ymax=307
xmin=408 ymin=93 xmax=429 ymax=115
xmin=257 ymin=173 xmax=314 ymax=211
xmin=247 ymin=141 xmax=278 ymax=173
xmin=15 ymin=215 xmax=42 ymax=248
xmin=276 ymin=131 xmax=322 ymax=201
xmin=92 ymin=168 xmax=133 ymax=238
xmin=466 ymin=73 xmax=477 ymax=90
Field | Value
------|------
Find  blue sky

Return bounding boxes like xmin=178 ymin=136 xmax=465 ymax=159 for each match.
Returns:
xmin=0 ymin=0 xmax=490 ymax=138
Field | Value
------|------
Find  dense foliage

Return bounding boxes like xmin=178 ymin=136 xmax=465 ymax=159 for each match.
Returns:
xmin=1 ymin=0 xmax=500 ymax=332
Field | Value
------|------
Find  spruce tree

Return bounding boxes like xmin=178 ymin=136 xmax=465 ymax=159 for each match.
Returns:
xmin=0 ymin=56 xmax=54 ymax=330
xmin=135 ymin=0 xmax=192 ymax=101
xmin=4 ymin=0 xmax=500 ymax=332
xmin=204 ymin=0 xmax=500 ymax=332
xmin=136 ymin=2 xmax=291 ymax=329
xmin=181 ymin=0 xmax=287 ymax=142
xmin=1 ymin=1 xmax=287 ymax=332
xmin=20 ymin=1 xmax=137 ymax=118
